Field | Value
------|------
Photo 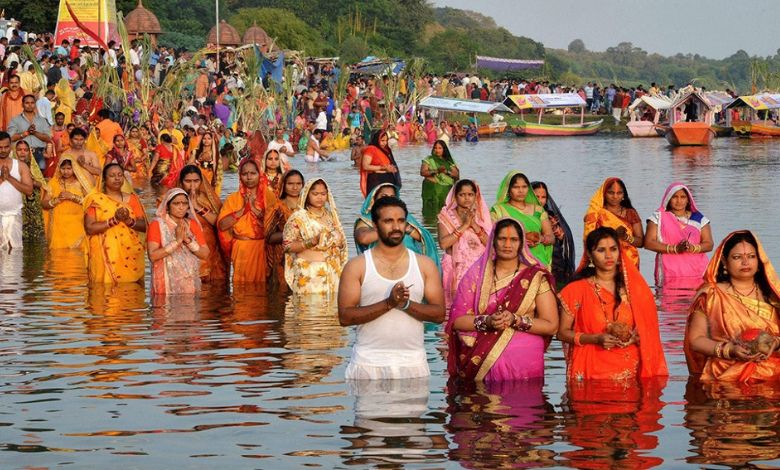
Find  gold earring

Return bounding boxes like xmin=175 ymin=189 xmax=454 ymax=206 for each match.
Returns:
xmin=588 ymin=258 xmax=594 ymax=268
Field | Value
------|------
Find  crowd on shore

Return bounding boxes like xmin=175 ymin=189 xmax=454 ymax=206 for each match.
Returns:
xmin=2 ymin=27 xmax=780 ymax=389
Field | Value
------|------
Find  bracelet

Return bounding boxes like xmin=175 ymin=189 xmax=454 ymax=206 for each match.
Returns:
xmin=126 ymin=217 xmax=136 ymax=228
xmin=453 ymin=228 xmax=462 ymax=238
xmin=626 ymin=233 xmax=634 ymax=244
xmin=474 ymin=314 xmax=490 ymax=332
xmin=187 ymin=240 xmax=200 ymax=252
xmin=164 ymin=242 xmax=180 ymax=254
xmin=722 ymin=342 xmax=732 ymax=360
xmin=107 ymin=217 xmax=118 ymax=227
xmin=400 ymin=299 xmax=411 ymax=311
xmin=574 ymin=332 xmax=584 ymax=346
xmin=714 ymin=342 xmax=723 ymax=358
xmin=665 ymin=244 xmax=672 ymax=254
xmin=517 ymin=314 xmax=533 ymax=332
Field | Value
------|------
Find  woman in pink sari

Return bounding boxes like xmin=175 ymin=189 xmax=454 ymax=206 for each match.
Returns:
xmin=424 ymin=119 xmax=437 ymax=144
xmin=447 ymin=218 xmax=559 ymax=382
xmin=643 ymin=182 xmax=713 ymax=286
xmin=438 ymin=179 xmax=491 ymax=312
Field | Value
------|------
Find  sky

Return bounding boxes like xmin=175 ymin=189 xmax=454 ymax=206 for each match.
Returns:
xmin=432 ymin=0 xmax=780 ymax=59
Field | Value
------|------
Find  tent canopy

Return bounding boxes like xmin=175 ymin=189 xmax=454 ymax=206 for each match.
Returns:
xmin=505 ymin=93 xmax=586 ymax=110
xmin=419 ymin=96 xmax=512 ymax=114
xmin=629 ymin=95 xmax=673 ymax=111
xmin=702 ymin=92 xmax=735 ymax=108
xmin=726 ymin=94 xmax=780 ymax=110
xmin=476 ymin=55 xmax=544 ymax=72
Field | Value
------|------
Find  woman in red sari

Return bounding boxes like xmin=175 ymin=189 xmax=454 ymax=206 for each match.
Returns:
xmin=150 ymin=133 xmax=186 ymax=187
xmin=558 ymin=227 xmax=668 ymax=381
xmin=360 ymin=130 xmax=401 ymax=197
xmin=685 ymin=230 xmax=780 ymax=382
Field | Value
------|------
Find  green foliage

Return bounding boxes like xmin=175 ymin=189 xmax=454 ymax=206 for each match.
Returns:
xmin=3 ymin=1 xmax=58 ymax=32
xmin=568 ymin=39 xmax=586 ymax=54
xmin=339 ymin=36 xmax=370 ymax=65
xmin=158 ymin=32 xmax=204 ymax=51
xmin=229 ymin=8 xmax=327 ymax=55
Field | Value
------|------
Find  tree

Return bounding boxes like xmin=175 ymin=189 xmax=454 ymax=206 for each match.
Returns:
xmin=339 ymin=36 xmax=370 ymax=65
xmin=229 ymin=8 xmax=328 ymax=55
xmin=568 ymin=39 xmax=586 ymax=54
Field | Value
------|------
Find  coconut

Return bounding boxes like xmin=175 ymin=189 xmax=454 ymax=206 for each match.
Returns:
xmin=739 ymin=328 xmax=775 ymax=355
xmin=606 ymin=321 xmax=633 ymax=342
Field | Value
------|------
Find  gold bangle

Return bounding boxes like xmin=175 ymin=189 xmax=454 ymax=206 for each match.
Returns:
xmin=714 ymin=342 xmax=722 ymax=358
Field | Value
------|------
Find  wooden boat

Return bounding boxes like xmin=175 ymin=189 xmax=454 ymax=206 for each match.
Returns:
xmin=512 ymin=119 xmax=603 ymax=136
xmin=477 ymin=122 xmax=507 ymax=136
xmin=505 ymin=93 xmax=602 ymax=137
xmin=663 ymin=87 xmax=720 ymax=146
xmin=663 ymin=122 xmax=715 ymax=146
xmin=627 ymin=95 xmax=671 ymax=137
xmin=725 ymin=94 xmax=780 ymax=137
xmin=711 ymin=124 xmax=733 ymax=137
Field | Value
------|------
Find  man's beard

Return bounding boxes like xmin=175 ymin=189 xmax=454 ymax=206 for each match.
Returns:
xmin=377 ymin=227 xmax=405 ymax=247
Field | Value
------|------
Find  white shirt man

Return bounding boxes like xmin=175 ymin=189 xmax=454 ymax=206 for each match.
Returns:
xmin=267 ymin=128 xmax=295 ymax=168
xmin=338 ymin=197 xmax=445 ymax=380
xmin=0 ymin=132 xmax=33 ymax=251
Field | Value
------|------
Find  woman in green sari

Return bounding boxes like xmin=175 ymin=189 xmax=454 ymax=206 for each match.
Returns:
xmin=490 ymin=171 xmax=554 ymax=267
xmin=354 ymin=183 xmax=441 ymax=271
xmin=420 ymin=140 xmax=459 ymax=218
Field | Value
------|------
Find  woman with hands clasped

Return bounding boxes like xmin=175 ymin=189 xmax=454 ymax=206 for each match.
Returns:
xmin=558 ymin=227 xmax=668 ymax=382
xmin=148 ymin=188 xmax=210 ymax=296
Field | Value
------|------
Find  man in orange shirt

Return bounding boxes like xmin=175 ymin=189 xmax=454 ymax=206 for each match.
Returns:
xmin=94 ymin=109 xmax=123 ymax=147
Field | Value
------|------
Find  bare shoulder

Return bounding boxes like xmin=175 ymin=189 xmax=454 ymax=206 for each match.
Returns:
xmin=415 ymin=253 xmax=438 ymax=273
xmin=343 ymin=254 xmax=367 ymax=277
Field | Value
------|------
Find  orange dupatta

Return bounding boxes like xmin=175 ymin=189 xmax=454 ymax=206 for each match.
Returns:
xmin=580 ymin=177 xmax=640 ymax=269
xmin=560 ymin=251 xmax=668 ymax=380
xmin=684 ymin=230 xmax=780 ymax=382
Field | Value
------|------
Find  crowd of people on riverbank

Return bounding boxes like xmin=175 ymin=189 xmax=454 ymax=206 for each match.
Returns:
xmin=2 ymin=26 xmax=780 ymax=389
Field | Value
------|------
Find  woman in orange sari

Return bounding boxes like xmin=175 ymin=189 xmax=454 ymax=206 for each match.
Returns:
xmin=190 ymin=130 xmax=223 ymax=196
xmin=267 ymin=170 xmax=304 ymax=291
xmin=42 ymin=158 xmax=93 ymax=251
xmin=150 ymin=133 xmax=186 ymax=188
xmin=581 ymin=178 xmax=644 ymax=268
xmin=685 ymin=230 xmax=780 ymax=382
xmin=217 ymin=159 xmax=279 ymax=285
xmin=260 ymin=149 xmax=284 ymax=194
xmin=83 ymin=163 xmax=148 ymax=284
xmin=558 ymin=227 xmax=668 ymax=381
xmin=359 ymin=130 xmax=401 ymax=197
xmin=179 ymin=165 xmax=228 ymax=283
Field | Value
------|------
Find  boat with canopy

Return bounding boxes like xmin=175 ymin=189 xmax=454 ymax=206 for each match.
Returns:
xmin=656 ymin=87 xmax=717 ymax=146
xmin=627 ymin=95 xmax=672 ymax=137
xmin=504 ymin=93 xmax=603 ymax=136
xmin=418 ymin=96 xmax=513 ymax=136
xmin=725 ymin=93 xmax=780 ymax=137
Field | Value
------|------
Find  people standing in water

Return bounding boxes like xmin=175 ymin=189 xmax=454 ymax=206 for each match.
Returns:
xmin=582 ymin=177 xmax=644 ymax=268
xmin=420 ymin=139 xmax=459 ymax=218
xmin=644 ymin=182 xmax=713 ymax=285
xmin=532 ymin=181 xmax=576 ymax=287
xmin=338 ymin=196 xmax=445 ymax=379
xmin=84 ymin=163 xmax=147 ymax=284
xmin=447 ymin=218 xmax=558 ymax=382
xmin=305 ymin=128 xmax=331 ymax=163
xmin=217 ymin=159 xmax=279 ymax=285
xmin=13 ymin=141 xmax=46 ymax=244
xmin=178 ymin=165 xmax=228 ymax=283
xmin=685 ymin=231 xmax=780 ymax=382
xmin=43 ymin=158 xmax=91 ymax=250
xmin=283 ymin=178 xmax=348 ymax=296
xmin=148 ymin=188 xmax=210 ymax=296
xmin=354 ymin=183 xmax=440 ymax=270
xmin=61 ymin=128 xmax=100 ymax=186
xmin=438 ymin=179 xmax=491 ymax=312
xmin=558 ymin=227 xmax=668 ymax=381
xmin=191 ymin=130 xmax=223 ymax=195
xmin=267 ymin=170 xmax=304 ymax=292
xmin=360 ymin=130 xmax=401 ymax=197
xmin=491 ymin=171 xmax=554 ymax=267
xmin=0 ymin=132 xmax=33 ymax=252
xmin=261 ymin=149 xmax=284 ymax=194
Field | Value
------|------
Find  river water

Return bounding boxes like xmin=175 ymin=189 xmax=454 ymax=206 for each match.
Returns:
xmin=3 ymin=135 xmax=780 ymax=468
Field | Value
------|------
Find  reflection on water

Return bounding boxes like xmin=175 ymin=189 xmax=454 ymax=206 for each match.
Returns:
xmin=4 ymin=137 xmax=780 ymax=467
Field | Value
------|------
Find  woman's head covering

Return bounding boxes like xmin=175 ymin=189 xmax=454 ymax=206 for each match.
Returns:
xmin=156 ymin=187 xmax=200 ymax=229
xmin=177 ymin=164 xmax=222 ymax=214
xmin=703 ymin=230 xmax=780 ymax=296
xmin=279 ymin=169 xmax=304 ymax=201
xmin=238 ymin=157 xmax=268 ymax=211
xmin=431 ymin=139 xmax=454 ymax=163
xmin=298 ymin=177 xmax=341 ymax=221
xmin=495 ymin=170 xmax=543 ymax=207
xmin=56 ymin=156 xmax=94 ymax=194
xmin=440 ymin=180 xmax=492 ymax=236
xmin=532 ymin=180 xmax=575 ymax=282
xmin=657 ymin=182 xmax=700 ymax=214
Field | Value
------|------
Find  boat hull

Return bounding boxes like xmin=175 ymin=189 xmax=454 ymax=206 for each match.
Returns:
xmin=512 ymin=119 xmax=603 ymax=136
xmin=627 ymin=121 xmax=661 ymax=137
xmin=664 ymin=122 xmax=714 ymax=146
xmin=711 ymin=124 xmax=733 ymax=137
xmin=477 ymin=122 xmax=507 ymax=136
xmin=749 ymin=122 xmax=780 ymax=137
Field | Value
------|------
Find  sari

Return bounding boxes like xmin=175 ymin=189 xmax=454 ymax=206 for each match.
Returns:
xmin=283 ymin=178 xmax=348 ymax=296
xmin=193 ymin=138 xmax=224 ymax=196
xmin=684 ymin=230 xmax=780 ymax=382
xmin=446 ymin=219 xmax=556 ymax=382
xmin=183 ymin=174 xmax=227 ymax=282
xmin=152 ymin=143 xmax=186 ymax=188
xmin=149 ymin=188 xmax=205 ymax=296
xmin=533 ymin=181 xmax=576 ymax=287
xmin=217 ymin=160 xmax=279 ymax=285
xmin=46 ymin=158 xmax=92 ymax=250
xmin=19 ymin=156 xmax=47 ymax=245
xmin=649 ymin=182 xmax=709 ymax=285
xmin=260 ymin=149 xmax=284 ymax=195
xmin=582 ymin=177 xmax=641 ymax=268
xmin=490 ymin=171 xmax=552 ymax=267
xmin=421 ymin=147 xmax=458 ymax=218
xmin=359 ymin=131 xmax=401 ymax=197
xmin=84 ymin=191 xmax=147 ymax=284
xmin=558 ymin=251 xmax=669 ymax=381
xmin=266 ymin=172 xmax=300 ymax=291
xmin=354 ymin=183 xmax=441 ymax=271
xmin=438 ymin=183 xmax=491 ymax=310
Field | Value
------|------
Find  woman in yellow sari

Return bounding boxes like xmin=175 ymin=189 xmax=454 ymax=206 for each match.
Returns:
xmin=84 ymin=163 xmax=148 ymax=284
xmin=685 ymin=230 xmax=780 ymax=382
xmin=55 ymin=78 xmax=76 ymax=124
xmin=190 ymin=130 xmax=223 ymax=196
xmin=283 ymin=178 xmax=348 ymax=297
xmin=217 ymin=159 xmax=279 ymax=285
xmin=42 ymin=158 xmax=93 ymax=250
xmin=582 ymin=177 xmax=644 ymax=269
